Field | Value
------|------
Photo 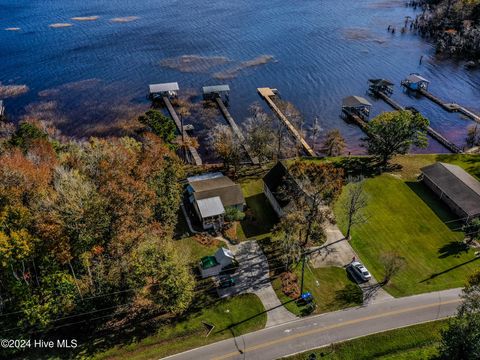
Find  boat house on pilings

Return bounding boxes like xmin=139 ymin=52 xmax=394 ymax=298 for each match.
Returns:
xmin=149 ymin=82 xmax=180 ymax=100
xmin=401 ymin=74 xmax=429 ymax=91
xmin=342 ymin=96 xmax=372 ymax=121
xmin=368 ymin=79 xmax=394 ymax=96
xmin=203 ymin=85 xmax=230 ymax=103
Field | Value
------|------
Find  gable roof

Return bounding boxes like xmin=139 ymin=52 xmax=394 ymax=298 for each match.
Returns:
xmin=342 ymin=95 xmax=372 ymax=108
xmin=421 ymin=162 xmax=480 ymax=217
xmin=189 ymin=174 xmax=245 ymax=207
xmin=149 ymin=82 xmax=179 ymax=94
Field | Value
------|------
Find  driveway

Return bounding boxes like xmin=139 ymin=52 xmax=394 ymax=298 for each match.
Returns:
xmin=310 ymin=222 xmax=393 ymax=304
xmin=217 ymin=240 xmax=296 ymax=327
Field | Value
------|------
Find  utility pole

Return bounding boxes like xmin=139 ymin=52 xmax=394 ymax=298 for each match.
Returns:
xmin=300 ymin=254 xmax=306 ymax=295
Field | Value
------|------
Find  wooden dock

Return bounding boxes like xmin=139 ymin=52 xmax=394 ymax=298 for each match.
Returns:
xmin=215 ymin=97 xmax=259 ymax=165
xmin=162 ymin=96 xmax=203 ymax=166
xmin=342 ymin=109 xmax=368 ymax=132
xmin=0 ymin=100 xmax=4 ymax=120
xmin=375 ymin=91 xmax=462 ymax=154
xmin=257 ymin=87 xmax=316 ymax=157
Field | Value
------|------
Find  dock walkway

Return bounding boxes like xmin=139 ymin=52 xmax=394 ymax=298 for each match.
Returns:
xmin=414 ymin=89 xmax=480 ymax=124
xmin=162 ymin=96 xmax=202 ymax=166
xmin=375 ymin=91 xmax=462 ymax=154
xmin=215 ymin=97 xmax=259 ymax=165
xmin=257 ymin=87 xmax=316 ymax=157
xmin=342 ymin=109 xmax=368 ymax=132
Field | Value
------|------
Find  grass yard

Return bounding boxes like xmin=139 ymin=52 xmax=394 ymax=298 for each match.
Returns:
xmin=272 ymin=266 xmax=362 ymax=316
xmin=334 ymin=154 xmax=480 ymax=297
xmin=175 ymin=236 xmax=223 ymax=265
xmin=238 ymin=175 xmax=278 ymax=240
xmin=284 ymin=319 xmax=446 ymax=360
xmin=92 ymin=294 xmax=266 ymax=360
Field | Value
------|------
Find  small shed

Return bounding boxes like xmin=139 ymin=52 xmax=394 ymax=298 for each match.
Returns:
xmin=202 ymin=84 xmax=230 ymax=101
xmin=199 ymin=247 xmax=235 ymax=278
xmin=149 ymin=82 xmax=179 ymax=99
xmin=342 ymin=96 xmax=372 ymax=120
xmin=368 ymin=79 xmax=394 ymax=95
xmin=401 ymin=74 xmax=429 ymax=91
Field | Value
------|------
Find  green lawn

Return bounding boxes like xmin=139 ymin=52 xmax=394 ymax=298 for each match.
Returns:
xmin=334 ymin=154 xmax=480 ymax=297
xmin=92 ymin=294 xmax=266 ymax=360
xmin=272 ymin=266 xmax=362 ymax=316
xmin=284 ymin=320 xmax=446 ymax=360
xmin=175 ymin=236 xmax=222 ymax=265
xmin=238 ymin=176 xmax=278 ymax=240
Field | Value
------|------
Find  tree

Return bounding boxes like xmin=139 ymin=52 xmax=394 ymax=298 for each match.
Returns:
xmin=466 ymin=125 xmax=480 ymax=148
xmin=138 ymin=110 xmax=176 ymax=148
xmin=323 ymin=129 xmax=346 ymax=157
xmin=365 ymin=110 xmax=429 ymax=165
xmin=130 ymin=238 xmax=194 ymax=314
xmin=9 ymin=121 xmax=48 ymax=152
xmin=272 ymin=212 xmax=305 ymax=271
xmin=225 ymin=207 xmax=245 ymax=222
xmin=380 ymin=252 xmax=406 ymax=285
xmin=243 ymin=104 xmax=276 ymax=163
xmin=207 ymin=124 xmax=243 ymax=176
xmin=342 ymin=178 xmax=368 ymax=240
xmin=463 ymin=218 xmax=480 ymax=242
xmin=436 ymin=270 xmax=480 ymax=360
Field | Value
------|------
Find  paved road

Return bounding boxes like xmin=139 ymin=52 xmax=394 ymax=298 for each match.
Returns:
xmin=162 ymin=288 xmax=461 ymax=360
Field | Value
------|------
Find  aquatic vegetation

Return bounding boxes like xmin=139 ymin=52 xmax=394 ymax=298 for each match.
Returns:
xmin=0 ymin=83 xmax=29 ymax=98
xmin=213 ymin=55 xmax=275 ymax=80
xmin=49 ymin=23 xmax=73 ymax=28
xmin=160 ymin=55 xmax=230 ymax=73
xmin=110 ymin=16 xmax=139 ymax=23
xmin=71 ymin=16 xmax=100 ymax=21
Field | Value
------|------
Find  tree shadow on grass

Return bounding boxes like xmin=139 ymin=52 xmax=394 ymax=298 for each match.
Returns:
xmin=438 ymin=241 xmax=469 ymax=258
xmin=335 ymin=283 xmax=363 ymax=307
xmin=419 ymin=256 xmax=480 ymax=283
xmin=405 ymin=181 xmax=464 ymax=231
xmin=436 ymin=154 xmax=480 ymax=179
xmin=241 ymin=193 xmax=278 ymax=239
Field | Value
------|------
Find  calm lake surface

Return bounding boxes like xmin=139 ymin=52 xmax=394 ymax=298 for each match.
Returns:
xmin=2 ymin=0 xmax=480 ymax=155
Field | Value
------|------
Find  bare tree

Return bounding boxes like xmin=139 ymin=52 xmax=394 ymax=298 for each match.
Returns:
xmin=343 ymin=178 xmax=368 ymax=240
xmin=380 ymin=252 xmax=406 ymax=285
xmin=207 ymin=124 xmax=243 ymax=177
xmin=323 ymin=129 xmax=346 ymax=157
xmin=243 ymin=103 xmax=276 ymax=163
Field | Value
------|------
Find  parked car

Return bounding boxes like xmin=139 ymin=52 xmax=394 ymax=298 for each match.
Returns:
xmin=218 ymin=274 xmax=236 ymax=288
xmin=348 ymin=261 xmax=372 ymax=282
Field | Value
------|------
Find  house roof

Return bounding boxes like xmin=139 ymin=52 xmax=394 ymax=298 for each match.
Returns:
xmin=342 ymin=96 xmax=372 ymax=108
xmin=196 ymin=196 xmax=225 ymax=218
xmin=421 ymin=162 xmax=480 ymax=217
xmin=187 ymin=172 xmax=224 ymax=183
xmin=149 ymin=82 xmax=179 ymax=94
xmin=189 ymin=174 xmax=245 ymax=208
xmin=203 ymin=85 xmax=230 ymax=95
xmin=406 ymin=74 xmax=429 ymax=84
xmin=263 ymin=161 xmax=300 ymax=209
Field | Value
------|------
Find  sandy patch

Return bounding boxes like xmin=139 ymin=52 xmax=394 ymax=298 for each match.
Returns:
xmin=49 ymin=23 xmax=73 ymax=28
xmin=110 ymin=16 xmax=139 ymax=23
xmin=5 ymin=27 xmax=21 ymax=31
xmin=213 ymin=55 xmax=275 ymax=80
xmin=0 ymin=83 xmax=29 ymax=98
xmin=161 ymin=55 xmax=230 ymax=73
xmin=71 ymin=16 xmax=99 ymax=21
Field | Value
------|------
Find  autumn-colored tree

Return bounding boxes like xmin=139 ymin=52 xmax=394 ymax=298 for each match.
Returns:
xmin=323 ymin=129 xmax=346 ymax=157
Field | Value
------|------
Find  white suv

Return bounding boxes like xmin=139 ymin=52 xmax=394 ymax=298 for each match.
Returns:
xmin=348 ymin=261 xmax=372 ymax=282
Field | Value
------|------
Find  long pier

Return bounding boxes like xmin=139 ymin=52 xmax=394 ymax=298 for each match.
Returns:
xmin=214 ymin=97 xmax=260 ymax=165
xmin=0 ymin=100 xmax=4 ymax=120
xmin=342 ymin=109 xmax=368 ymax=132
xmin=257 ymin=87 xmax=316 ymax=157
xmin=162 ymin=96 xmax=203 ymax=166
xmin=418 ymin=89 xmax=480 ymax=124
xmin=375 ymin=91 xmax=462 ymax=154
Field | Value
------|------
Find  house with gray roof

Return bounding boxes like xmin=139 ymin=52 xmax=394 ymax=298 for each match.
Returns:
xmin=187 ymin=172 xmax=245 ymax=230
xmin=420 ymin=162 xmax=480 ymax=221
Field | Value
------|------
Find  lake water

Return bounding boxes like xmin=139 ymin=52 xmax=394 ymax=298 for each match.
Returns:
xmin=1 ymin=0 xmax=480 ymax=155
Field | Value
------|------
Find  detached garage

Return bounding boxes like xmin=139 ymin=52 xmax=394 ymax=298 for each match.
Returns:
xmin=420 ymin=162 xmax=480 ymax=222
